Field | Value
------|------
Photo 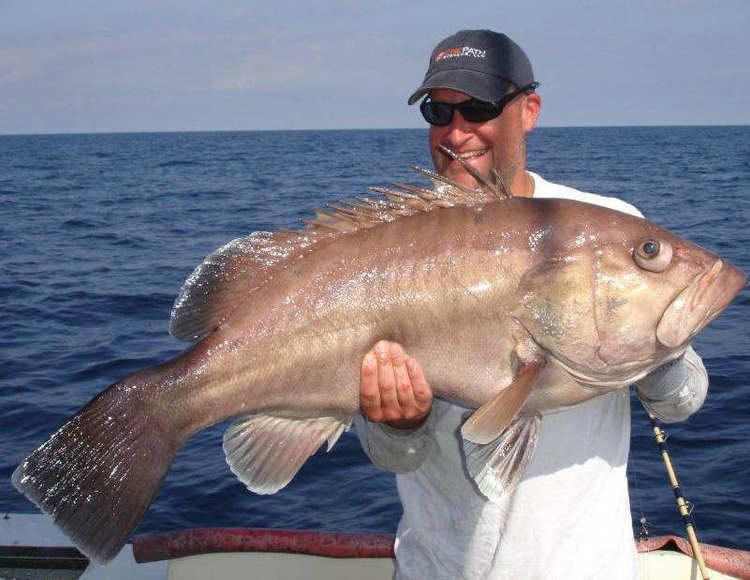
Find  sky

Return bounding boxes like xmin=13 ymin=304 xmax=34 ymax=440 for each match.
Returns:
xmin=1 ymin=0 xmax=748 ymax=134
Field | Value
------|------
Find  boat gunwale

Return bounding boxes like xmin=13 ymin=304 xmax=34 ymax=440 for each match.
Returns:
xmin=133 ymin=528 xmax=395 ymax=562
xmin=133 ymin=528 xmax=750 ymax=577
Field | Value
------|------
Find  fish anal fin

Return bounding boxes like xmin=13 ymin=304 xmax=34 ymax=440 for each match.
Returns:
xmin=461 ymin=359 xmax=544 ymax=445
xmin=223 ymin=414 xmax=350 ymax=495
xmin=464 ymin=415 xmax=541 ymax=501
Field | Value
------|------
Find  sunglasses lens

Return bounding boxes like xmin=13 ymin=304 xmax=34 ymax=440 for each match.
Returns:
xmin=459 ymin=101 xmax=502 ymax=123
xmin=420 ymin=98 xmax=504 ymax=126
xmin=420 ymin=100 xmax=453 ymax=126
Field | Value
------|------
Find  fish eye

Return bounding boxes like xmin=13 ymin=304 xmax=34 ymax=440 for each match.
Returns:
xmin=634 ymin=238 xmax=673 ymax=272
xmin=642 ymin=241 xmax=659 ymax=256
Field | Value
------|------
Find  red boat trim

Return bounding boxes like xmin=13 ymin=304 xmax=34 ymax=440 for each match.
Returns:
xmin=134 ymin=528 xmax=750 ymax=577
xmin=637 ymin=534 xmax=750 ymax=578
xmin=133 ymin=528 xmax=395 ymax=563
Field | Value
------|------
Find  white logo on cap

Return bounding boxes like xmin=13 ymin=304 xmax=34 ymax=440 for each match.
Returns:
xmin=435 ymin=46 xmax=487 ymax=62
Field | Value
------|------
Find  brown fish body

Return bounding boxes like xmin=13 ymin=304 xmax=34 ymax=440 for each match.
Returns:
xmin=176 ymin=197 xmax=740 ymax=428
xmin=13 ymin=185 xmax=746 ymax=564
xmin=166 ymin=199 xmax=588 ymax=435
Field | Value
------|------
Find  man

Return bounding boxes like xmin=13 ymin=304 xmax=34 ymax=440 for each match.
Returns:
xmin=354 ymin=30 xmax=708 ymax=579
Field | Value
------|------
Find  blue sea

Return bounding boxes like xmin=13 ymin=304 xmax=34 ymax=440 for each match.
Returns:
xmin=1 ymin=127 xmax=748 ymax=551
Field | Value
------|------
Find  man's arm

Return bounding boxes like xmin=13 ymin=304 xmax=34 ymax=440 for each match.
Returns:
xmin=636 ymin=345 xmax=708 ymax=423
xmin=355 ymin=341 xmax=435 ymax=473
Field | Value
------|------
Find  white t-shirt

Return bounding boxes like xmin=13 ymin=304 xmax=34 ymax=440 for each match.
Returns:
xmin=357 ymin=173 xmax=644 ymax=580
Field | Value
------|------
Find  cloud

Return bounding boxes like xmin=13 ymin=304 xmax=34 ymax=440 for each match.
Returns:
xmin=1 ymin=0 xmax=748 ymax=132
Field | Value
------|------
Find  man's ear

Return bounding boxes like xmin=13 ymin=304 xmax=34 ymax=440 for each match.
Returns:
xmin=523 ymin=93 xmax=542 ymax=132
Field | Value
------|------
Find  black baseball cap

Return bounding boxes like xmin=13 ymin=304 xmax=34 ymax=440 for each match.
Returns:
xmin=407 ymin=30 xmax=536 ymax=105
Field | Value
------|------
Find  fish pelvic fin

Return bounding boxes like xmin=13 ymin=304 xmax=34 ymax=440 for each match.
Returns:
xmin=461 ymin=359 xmax=544 ymax=445
xmin=170 ymin=166 xmax=508 ymax=342
xmin=464 ymin=415 xmax=541 ymax=501
xmin=12 ymin=380 xmax=181 ymax=564
xmin=223 ymin=414 xmax=350 ymax=495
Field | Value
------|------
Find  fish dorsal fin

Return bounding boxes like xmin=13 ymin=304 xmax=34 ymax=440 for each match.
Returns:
xmin=169 ymin=230 xmax=331 ymax=341
xmin=223 ymin=414 xmax=350 ymax=494
xmin=170 ymin=167 xmax=507 ymax=341
xmin=461 ymin=359 xmax=544 ymax=445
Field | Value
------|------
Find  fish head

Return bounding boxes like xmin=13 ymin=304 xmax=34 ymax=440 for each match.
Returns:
xmin=512 ymin=202 xmax=746 ymax=386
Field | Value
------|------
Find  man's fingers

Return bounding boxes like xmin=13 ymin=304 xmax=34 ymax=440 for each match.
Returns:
xmin=390 ymin=342 xmax=417 ymax=412
xmin=375 ymin=341 xmax=401 ymax=420
xmin=407 ymin=357 xmax=433 ymax=412
xmin=360 ymin=351 xmax=382 ymax=421
xmin=360 ymin=340 xmax=433 ymax=426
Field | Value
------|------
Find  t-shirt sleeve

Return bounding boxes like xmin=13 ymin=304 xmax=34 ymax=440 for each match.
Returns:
xmin=353 ymin=412 xmax=435 ymax=473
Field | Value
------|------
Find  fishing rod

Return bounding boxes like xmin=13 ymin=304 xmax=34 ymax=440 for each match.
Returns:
xmin=647 ymin=412 xmax=710 ymax=580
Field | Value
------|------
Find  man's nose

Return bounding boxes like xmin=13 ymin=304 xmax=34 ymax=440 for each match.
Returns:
xmin=443 ymin=111 xmax=474 ymax=144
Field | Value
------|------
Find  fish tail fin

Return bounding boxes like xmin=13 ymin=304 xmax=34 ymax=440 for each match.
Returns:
xmin=12 ymin=374 xmax=181 ymax=564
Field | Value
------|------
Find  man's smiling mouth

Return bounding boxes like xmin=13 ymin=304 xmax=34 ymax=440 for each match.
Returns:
xmin=442 ymin=148 xmax=488 ymax=160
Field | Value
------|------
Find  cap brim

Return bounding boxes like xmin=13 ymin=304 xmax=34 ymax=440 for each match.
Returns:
xmin=407 ymin=70 xmax=513 ymax=105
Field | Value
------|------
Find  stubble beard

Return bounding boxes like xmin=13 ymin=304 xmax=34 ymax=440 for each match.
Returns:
xmin=494 ymin=137 xmax=527 ymax=195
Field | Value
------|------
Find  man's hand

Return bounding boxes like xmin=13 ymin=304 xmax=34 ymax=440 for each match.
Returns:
xmin=360 ymin=340 xmax=433 ymax=429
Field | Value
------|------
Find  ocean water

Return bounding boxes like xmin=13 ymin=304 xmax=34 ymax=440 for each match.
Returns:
xmin=1 ymin=127 xmax=748 ymax=551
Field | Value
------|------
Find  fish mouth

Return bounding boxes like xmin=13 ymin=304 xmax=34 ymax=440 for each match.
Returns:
xmin=657 ymin=258 xmax=747 ymax=349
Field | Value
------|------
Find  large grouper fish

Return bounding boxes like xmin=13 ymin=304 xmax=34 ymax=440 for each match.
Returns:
xmin=13 ymin=165 xmax=746 ymax=564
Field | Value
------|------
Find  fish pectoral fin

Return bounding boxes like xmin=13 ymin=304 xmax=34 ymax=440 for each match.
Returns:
xmin=463 ymin=415 xmax=541 ymax=501
xmin=461 ymin=359 xmax=544 ymax=445
xmin=223 ymin=414 xmax=350 ymax=495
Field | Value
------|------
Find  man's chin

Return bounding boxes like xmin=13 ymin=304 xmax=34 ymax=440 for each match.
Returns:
xmin=442 ymin=166 xmax=484 ymax=190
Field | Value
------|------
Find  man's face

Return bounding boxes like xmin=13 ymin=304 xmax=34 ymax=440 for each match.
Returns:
xmin=427 ymin=88 xmax=540 ymax=191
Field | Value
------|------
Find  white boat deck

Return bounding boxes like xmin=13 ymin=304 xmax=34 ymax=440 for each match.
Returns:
xmin=1 ymin=513 xmax=744 ymax=579
xmin=0 ymin=513 xmax=167 ymax=579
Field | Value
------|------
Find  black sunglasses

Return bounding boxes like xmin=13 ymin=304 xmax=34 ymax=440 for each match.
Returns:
xmin=420 ymin=82 xmax=539 ymax=126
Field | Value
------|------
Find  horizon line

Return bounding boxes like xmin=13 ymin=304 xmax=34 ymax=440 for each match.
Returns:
xmin=1 ymin=123 xmax=748 ymax=138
